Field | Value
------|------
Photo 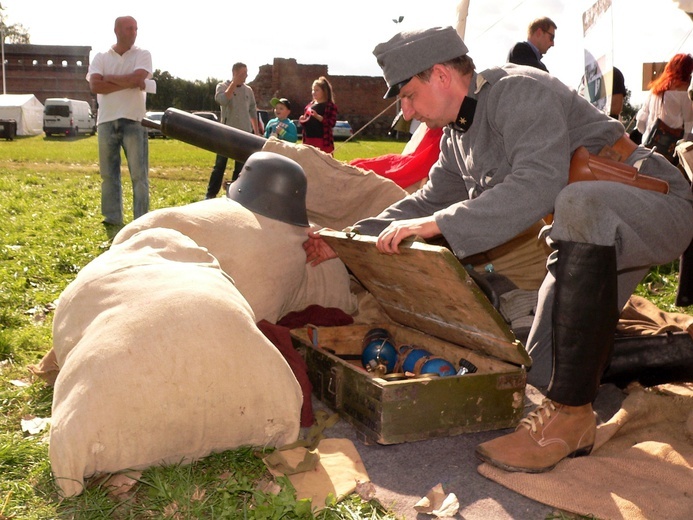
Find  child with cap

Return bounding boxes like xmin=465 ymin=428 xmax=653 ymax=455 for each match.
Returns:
xmin=264 ymin=98 xmax=298 ymax=143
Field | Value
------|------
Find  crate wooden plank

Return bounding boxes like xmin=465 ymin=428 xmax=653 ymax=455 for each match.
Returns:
xmin=320 ymin=230 xmax=531 ymax=367
xmin=291 ymin=324 xmax=526 ymax=444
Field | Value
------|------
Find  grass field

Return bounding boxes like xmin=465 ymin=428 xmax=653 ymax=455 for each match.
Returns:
xmin=0 ymin=133 xmax=404 ymax=519
xmin=0 ymin=133 xmax=686 ymax=519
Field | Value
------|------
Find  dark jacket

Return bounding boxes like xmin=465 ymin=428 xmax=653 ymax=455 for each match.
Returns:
xmin=507 ymin=41 xmax=547 ymax=72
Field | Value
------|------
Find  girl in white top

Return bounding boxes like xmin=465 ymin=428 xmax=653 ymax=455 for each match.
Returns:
xmin=637 ymin=53 xmax=693 ymax=136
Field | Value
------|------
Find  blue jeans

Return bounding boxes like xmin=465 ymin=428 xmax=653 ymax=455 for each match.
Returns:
xmin=97 ymin=118 xmax=149 ymax=224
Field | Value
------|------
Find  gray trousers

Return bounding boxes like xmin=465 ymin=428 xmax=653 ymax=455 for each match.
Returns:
xmin=526 ymin=157 xmax=693 ymax=389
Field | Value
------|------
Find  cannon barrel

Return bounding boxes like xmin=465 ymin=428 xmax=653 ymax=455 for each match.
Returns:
xmin=144 ymin=107 xmax=267 ymax=162
xmin=141 ymin=118 xmax=160 ymax=130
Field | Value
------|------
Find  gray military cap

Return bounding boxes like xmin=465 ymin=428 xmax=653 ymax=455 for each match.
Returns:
xmin=373 ymin=26 xmax=469 ymax=99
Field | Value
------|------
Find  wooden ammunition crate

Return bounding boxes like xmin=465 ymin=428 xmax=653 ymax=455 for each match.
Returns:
xmin=290 ymin=230 xmax=532 ymax=445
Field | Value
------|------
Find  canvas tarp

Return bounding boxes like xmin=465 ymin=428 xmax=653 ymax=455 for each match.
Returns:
xmin=0 ymin=94 xmax=44 ymax=136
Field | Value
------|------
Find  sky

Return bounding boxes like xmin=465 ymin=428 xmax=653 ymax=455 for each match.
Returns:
xmin=3 ymin=0 xmax=692 ymax=107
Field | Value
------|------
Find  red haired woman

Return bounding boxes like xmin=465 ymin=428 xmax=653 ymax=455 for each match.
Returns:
xmin=636 ymin=53 xmax=693 ymax=162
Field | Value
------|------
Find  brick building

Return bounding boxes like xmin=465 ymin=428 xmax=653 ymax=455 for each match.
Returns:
xmin=250 ymin=58 xmax=398 ymax=137
xmin=3 ymin=44 xmax=95 ymax=108
xmin=3 ymin=46 xmax=398 ymax=137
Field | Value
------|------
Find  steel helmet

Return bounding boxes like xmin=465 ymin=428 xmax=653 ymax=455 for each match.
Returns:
xmin=226 ymin=151 xmax=309 ymax=227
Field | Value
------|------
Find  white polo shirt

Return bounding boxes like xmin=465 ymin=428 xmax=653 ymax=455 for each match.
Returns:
xmin=87 ymin=45 xmax=152 ymax=125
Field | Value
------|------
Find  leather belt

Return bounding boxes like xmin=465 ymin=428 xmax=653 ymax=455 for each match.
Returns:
xmin=598 ymin=134 xmax=638 ymax=162
xmin=462 ymin=240 xmax=517 ymax=267
xmin=461 ymin=220 xmax=546 ymax=267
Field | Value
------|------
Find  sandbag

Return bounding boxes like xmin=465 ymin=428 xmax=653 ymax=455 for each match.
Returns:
xmin=112 ymin=198 xmax=355 ymax=323
xmin=262 ymin=138 xmax=408 ymax=231
xmin=285 ymin=256 xmax=356 ymax=317
xmin=50 ymin=228 xmax=302 ymax=497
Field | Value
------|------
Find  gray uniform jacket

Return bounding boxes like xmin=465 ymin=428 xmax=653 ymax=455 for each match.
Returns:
xmin=356 ymin=64 xmax=693 ymax=261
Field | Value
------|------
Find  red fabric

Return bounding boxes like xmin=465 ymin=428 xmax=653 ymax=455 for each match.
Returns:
xmin=349 ymin=126 xmax=443 ymax=188
xmin=257 ymin=307 xmax=354 ymax=427
xmin=303 ymin=136 xmax=334 ymax=155
xmin=257 ymin=319 xmax=315 ymax=427
xmin=277 ymin=304 xmax=354 ymax=329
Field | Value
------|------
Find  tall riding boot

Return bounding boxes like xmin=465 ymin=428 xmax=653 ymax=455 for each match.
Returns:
xmin=476 ymin=241 xmax=619 ymax=472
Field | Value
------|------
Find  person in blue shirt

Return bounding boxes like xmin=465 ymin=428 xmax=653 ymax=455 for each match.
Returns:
xmin=507 ymin=17 xmax=557 ymax=72
xmin=264 ymin=97 xmax=298 ymax=143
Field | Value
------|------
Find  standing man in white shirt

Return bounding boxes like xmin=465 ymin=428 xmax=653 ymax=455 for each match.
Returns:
xmin=87 ymin=15 xmax=153 ymax=229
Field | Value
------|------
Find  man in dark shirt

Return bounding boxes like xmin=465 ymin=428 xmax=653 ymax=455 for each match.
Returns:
xmin=507 ymin=17 xmax=557 ymax=72
xmin=579 ymin=65 xmax=628 ymax=120
xmin=610 ymin=67 xmax=627 ymax=119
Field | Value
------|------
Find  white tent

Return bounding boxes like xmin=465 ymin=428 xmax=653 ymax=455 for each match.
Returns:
xmin=0 ymin=94 xmax=44 ymax=136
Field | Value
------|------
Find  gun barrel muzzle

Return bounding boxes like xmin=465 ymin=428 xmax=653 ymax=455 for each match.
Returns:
xmin=141 ymin=118 xmax=160 ymax=130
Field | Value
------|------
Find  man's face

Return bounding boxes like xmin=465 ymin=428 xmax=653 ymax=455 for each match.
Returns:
xmin=397 ymin=73 xmax=454 ymax=129
xmin=233 ymin=67 xmax=248 ymax=85
xmin=115 ymin=17 xmax=138 ymax=48
xmin=536 ymin=27 xmax=555 ymax=55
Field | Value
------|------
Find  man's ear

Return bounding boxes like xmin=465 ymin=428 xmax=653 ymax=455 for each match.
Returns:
xmin=431 ymin=63 xmax=452 ymax=90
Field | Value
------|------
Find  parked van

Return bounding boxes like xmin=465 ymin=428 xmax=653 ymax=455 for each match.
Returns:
xmin=43 ymin=98 xmax=96 ymax=137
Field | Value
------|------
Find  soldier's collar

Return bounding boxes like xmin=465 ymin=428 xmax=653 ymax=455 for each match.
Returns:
xmin=449 ymin=72 xmax=487 ymax=133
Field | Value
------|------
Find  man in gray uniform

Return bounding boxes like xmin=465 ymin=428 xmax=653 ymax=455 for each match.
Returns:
xmin=304 ymin=26 xmax=693 ymax=473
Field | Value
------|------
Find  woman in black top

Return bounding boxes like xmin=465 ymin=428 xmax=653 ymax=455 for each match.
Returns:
xmin=299 ymin=76 xmax=338 ymax=154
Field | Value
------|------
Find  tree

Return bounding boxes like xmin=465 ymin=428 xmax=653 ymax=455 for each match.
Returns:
xmin=151 ymin=70 xmax=176 ymax=110
xmin=150 ymin=70 xmax=221 ymax=112
xmin=0 ymin=5 xmax=31 ymax=43
xmin=620 ymin=88 xmax=639 ymax=133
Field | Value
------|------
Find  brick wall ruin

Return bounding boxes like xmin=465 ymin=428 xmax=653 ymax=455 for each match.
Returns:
xmin=250 ymin=58 xmax=398 ymax=137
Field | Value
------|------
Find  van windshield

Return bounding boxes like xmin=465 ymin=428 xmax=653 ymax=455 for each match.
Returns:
xmin=45 ymin=106 xmax=70 ymax=117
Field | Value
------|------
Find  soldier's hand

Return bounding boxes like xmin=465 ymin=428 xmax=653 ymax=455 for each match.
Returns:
xmin=376 ymin=217 xmax=440 ymax=254
xmin=303 ymin=229 xmax=338 ymax=266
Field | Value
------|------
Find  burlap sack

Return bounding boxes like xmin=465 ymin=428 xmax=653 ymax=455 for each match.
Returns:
xmin=617 ymin=294 xmax=693 ymax=336
xmin=286 ymin=256 xmax=356 ymax=316
xmin=50 ymin=228 xmax=302 ymax=497
xmin=112 ymin=198 xmax=355 ymax=323
xmin=478 ymin=386 xmax=693 ymax=520
xmin=265 ymin=438 xmax=370 ymax=512
xmin=262 ymin=138 xmax=408 ymax=230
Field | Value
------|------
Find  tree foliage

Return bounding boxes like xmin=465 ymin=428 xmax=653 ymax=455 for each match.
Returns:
xmin=620 ymin=88 xmax=639 ymax=133
xmin=150 ymin=70 xmax=221 ymax=112
xmin=0 ymin=6 xmax=30 ymax=43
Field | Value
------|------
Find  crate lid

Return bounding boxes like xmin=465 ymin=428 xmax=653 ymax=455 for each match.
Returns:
xmin=321 ymin=230 xmax=532 ymax=367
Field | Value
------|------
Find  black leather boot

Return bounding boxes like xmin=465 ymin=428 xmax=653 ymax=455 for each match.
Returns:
xmin=548 ymin=240 xmax=619 ymax=406
xmin=475 ymin=241 xmax=619 ymax=473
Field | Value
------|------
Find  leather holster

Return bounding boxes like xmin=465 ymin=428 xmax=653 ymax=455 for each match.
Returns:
xmin=569 ymin=146 xmax=669 ymax=194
